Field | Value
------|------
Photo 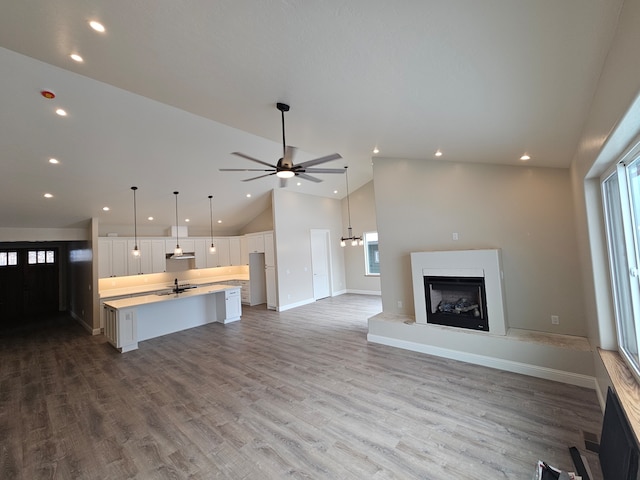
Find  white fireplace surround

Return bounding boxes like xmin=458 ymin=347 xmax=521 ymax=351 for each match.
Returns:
xmin=411 ymin=249 xmax=507 ymax=335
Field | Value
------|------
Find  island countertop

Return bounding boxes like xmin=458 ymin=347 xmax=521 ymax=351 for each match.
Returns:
xmin=100 ymin=274 xmax=249 ymax=298
xmin=103 ymin=284 xmax=240 ymax=310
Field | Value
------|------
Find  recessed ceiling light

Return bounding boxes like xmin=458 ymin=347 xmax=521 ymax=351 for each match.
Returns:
xmin=296 ymin=182 xmax=301 ymax=186
xmin=217 ymin=220 xmax=222 ymax=224
xmin=334 ymin=190 xmax=338 ymax=194
xmin=102 ymin=206 xmax=110 ymax=211
xmin=55 ymin=108 xmax=67 ymax=116
xmin=147 ymin=216 xmax=154 ymax=221
xmin=373 ymin=147 xmax=379 ymax=154
xmin=520 ymin=154 xmax=531 ymax=161
xmin=89 ymin=20 xmax=105 ymax=33
xmin=48 ymin=158 xmax=59 ymax=164
xmin=185 ymin=218 xmax=190 ymax=223
xmin=44 ymin=193 xmax=53 ymax=198
xmin=70 ymin=53 xmax=84 ymax=63
xmin=246 ymin=193 xmax=251 ymax=198
xmin=435 ymin=150 xmax=443 ymax=157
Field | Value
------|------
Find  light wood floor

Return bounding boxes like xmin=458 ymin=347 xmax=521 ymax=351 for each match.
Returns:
xmin=0 ymin=294 xmax=603 ymax=479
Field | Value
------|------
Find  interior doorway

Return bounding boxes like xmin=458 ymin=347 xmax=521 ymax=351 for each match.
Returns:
xmin=310 ymin=229 xmax=332 ymax=300
xmin=0 ymin=247 xmax=60 ymax=324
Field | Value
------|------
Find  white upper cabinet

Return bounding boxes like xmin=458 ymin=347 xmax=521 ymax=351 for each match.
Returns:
xmin=264 ymin=232 xmax=275 ymax=267
xmin=110 ymin=239 xmax=129 ymax=277
xmin=194 ymin=238 xmax=208 ymax=269
xmin=151 ymin=240 xmax=166 ymax=273
xmin=97 ymin=232 xmax=274 ymax=277
xmin=246 ymin=233 xmax=265 ymax=254
xmin=240 ymin=236 xmax=249 ymax=265
xmin=205 ymin=237 xmax=230 ymax=268
xmin=229 ymin=236 xmax=242 ymax=266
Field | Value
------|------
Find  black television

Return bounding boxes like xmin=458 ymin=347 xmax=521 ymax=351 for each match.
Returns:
xmin=600 ymin=387 xmax=639 ymax=480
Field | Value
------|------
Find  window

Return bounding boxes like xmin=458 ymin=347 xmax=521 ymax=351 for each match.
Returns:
xmin=602 ymin=147 xmax=640 ymax=380
xmin=364 ymin=231 xmax=380 ymax=275
xmin=27 ymin=249 xmax=55 ymax=265
xmin=0 ymin=251 xmax=18 ymax=266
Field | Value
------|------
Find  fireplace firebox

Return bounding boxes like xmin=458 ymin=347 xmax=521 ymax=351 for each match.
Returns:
xmin=424 ymin=276 xmax=489 ymax=331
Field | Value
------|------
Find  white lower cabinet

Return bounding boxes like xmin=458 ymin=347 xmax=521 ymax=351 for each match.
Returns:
xmin=225 ymin=288 xmax=241 ymax=321
xmin=104 ymin=305 xmax=138 ymax=352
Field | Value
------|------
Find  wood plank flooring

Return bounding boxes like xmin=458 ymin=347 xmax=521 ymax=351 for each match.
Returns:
xmin=0 ymin=294 xmax=603 ymax=479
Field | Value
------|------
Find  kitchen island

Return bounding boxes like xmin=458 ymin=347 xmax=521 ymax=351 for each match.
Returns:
xmin=103 ymin=284 xmax=241 ymax=353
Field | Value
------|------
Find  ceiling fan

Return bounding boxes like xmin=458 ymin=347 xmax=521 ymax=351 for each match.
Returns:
xmin=220 ymin=102 xmax=344 ymax=186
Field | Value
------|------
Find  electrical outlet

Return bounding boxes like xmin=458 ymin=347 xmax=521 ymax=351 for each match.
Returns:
xmin=551 ymin=315 xmax=559 ymax=325
xmin=452 ymin=232 xmax=459 ymax=241
xmin=397 ymin=300 xmax=403 ymax=308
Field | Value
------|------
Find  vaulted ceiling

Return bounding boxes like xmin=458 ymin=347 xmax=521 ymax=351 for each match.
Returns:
xmin=0 ymin=0 xmax=624 ymax=233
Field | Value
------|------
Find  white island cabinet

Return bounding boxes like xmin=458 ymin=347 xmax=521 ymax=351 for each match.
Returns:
xmin=103 ymin=285 xmax=241 ymax=353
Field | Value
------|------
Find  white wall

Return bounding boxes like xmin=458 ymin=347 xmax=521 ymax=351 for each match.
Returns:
xmin=568 ymin=0 xmax=640 ymax=397
xmin=272 ymin=189 xmax=346 ymax=310
xmin=0 ymin=226 xmax=89 ymax=241
xmin=240 ymin=204 xmax=274 ymax=234
xmin=342 ymin=181 xmax=381 ymax=294
xmin=373 ymin=158 xmax=585 ymax=336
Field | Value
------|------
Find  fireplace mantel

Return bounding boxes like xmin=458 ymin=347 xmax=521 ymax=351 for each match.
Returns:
xmin=411 ymin=249 xmax=508 ymax=335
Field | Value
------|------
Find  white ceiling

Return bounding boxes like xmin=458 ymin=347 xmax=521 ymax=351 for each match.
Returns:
xmin=0 ymin=0 xmax=624 ymax=233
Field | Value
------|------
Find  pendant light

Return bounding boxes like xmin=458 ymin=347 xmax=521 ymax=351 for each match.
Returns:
xmin=208 ymin=195 xmax=216 ymax=253
xmin=173 ymin=191 xmax=183 ymax=256
xmin=340 ymin=166 xmax=363 ymax=247
xmin=131 ymin=186 xmax=140 ymax=257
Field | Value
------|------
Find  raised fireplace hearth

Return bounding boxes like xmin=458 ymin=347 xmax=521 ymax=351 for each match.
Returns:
xmin=411 ymin=249 xmax=507 ymax=335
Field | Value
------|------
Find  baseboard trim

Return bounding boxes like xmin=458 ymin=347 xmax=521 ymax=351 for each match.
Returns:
xmin=277 ymin=297 xmax=316 ymax=312
xmin=346 ymin=289 xmax=381 ymax=296
xmin=70 ymin=310 xmax=100 ymax=335
xmin=367 ymin=333 xmax=597 ymax=389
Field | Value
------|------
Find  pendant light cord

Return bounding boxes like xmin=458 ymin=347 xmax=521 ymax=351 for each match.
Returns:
xmin=174 ymin=191 xmax=180 ymax=248
xmin=131 ymin=186 xmax=138 ymax=247
xmin=208 ymin=195 xmax=214 ymax=243
xmin=345 ymin=167 xmax=353 ymax=229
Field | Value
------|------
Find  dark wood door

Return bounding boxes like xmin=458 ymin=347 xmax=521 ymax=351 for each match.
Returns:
xmin=0 ymin=248 xmax=59 ymax=321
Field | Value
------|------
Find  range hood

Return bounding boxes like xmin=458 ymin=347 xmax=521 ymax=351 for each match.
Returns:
xmin=166 ymin=252 xmax=195 ymax=260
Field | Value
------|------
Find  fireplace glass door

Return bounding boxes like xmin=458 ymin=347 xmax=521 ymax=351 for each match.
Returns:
xmin=424 ymin=276 xmax=489 ymax=331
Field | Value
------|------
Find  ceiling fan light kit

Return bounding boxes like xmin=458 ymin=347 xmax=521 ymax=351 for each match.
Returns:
xmin=220 ymin=102 xmax=345 ymax=186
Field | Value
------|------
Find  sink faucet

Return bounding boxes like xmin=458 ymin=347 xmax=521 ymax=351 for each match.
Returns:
xmin=174 ymin=278 xmax=179 ymax=294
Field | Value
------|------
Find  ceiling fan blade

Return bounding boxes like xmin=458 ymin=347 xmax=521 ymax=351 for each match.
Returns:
xmin=296 ymin=172 xmax=323 ymax=183
xmin=303 ymin=168 xmax=346 ymax=174
xmin=242 ymin=172 xmax=278 ymax=182
xmin=296 ymin=153 xmax=342 ymax=169
xmin=231 ymin=152 xmax=277 ymax=169
xmin=219 ymin=168 xmax=276 ymax=172
xmin=282 ymin=146 xmax=296 ymax=169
